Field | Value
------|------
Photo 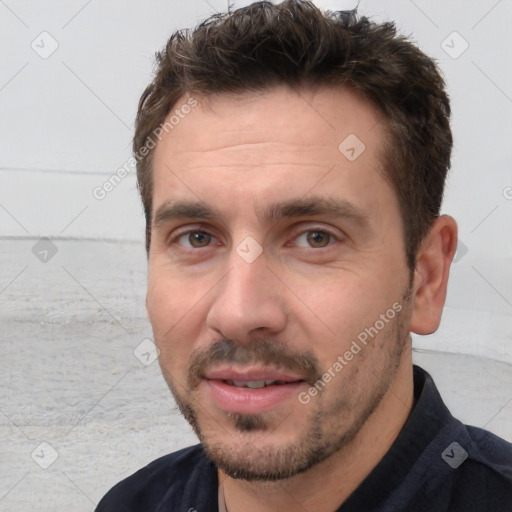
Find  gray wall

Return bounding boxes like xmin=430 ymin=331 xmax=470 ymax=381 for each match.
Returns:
xmin=1 ymin=0 xmax=511 ymax=510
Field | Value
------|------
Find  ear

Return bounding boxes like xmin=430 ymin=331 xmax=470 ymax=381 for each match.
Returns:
xmin=410 ymin=215 xmax=458 ymax=335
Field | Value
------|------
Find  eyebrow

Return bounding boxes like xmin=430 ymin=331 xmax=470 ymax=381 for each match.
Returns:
xmin=153 ymin=196 xmax=371 ymax=231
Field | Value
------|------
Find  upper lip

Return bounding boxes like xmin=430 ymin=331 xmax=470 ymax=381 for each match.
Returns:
xmin=203 ymin=366 xmax=305 ymax=382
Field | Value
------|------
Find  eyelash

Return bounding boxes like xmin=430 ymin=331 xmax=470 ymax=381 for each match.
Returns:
xmin=167 ymin=226 xmax=340 ymax=250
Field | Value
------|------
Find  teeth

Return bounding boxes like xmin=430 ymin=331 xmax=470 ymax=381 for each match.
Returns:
xmin=228 ymin=380 xmax=280 ymax=388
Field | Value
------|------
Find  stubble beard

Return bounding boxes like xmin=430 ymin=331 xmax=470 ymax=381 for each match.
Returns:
xmin=161 ymin=285 xmax=413 ymax=482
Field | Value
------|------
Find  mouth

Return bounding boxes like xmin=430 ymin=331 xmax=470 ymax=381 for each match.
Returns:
xmin=221 ymin=379 xmax=303 ymax=389
xmin=202 ymin=367 xmax=308 ymax=414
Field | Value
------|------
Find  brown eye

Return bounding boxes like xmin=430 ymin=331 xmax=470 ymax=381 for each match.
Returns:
xmin=180 ymin=231 xmax=212 ymax=248
xmin=306 ymin=230 xmax=332 ymax=248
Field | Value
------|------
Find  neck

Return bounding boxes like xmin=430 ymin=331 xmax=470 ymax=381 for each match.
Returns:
xmin=219 ymin=351 xmax=415 ymax=512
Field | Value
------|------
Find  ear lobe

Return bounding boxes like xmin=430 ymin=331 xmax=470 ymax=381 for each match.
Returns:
xmin=409 ymin=215 xmax=458 ymax=335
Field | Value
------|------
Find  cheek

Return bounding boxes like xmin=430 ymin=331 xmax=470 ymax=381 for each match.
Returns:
xmin=146 ymin=269 xmax=177 ymax=337
xmin=146 ymin=268 xmax=205 ymax=373
xmin=147 ymin=265 xmax=199 ymax=330
xmin=295 ymin=274 xmax=402 ymax=359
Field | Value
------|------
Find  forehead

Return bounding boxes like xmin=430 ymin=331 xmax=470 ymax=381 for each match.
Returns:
xmin=154 ymin=85 xmax=383 ymax=160
xmin=150 ymin=85 xmax=392 ymax=223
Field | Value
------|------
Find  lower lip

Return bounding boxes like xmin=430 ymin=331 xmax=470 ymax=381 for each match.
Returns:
xmin=205 ymin=379 xmax=305 ymax=414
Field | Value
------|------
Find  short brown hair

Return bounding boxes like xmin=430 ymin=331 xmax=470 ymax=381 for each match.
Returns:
xmin=134 ymin=0 xmax=452 ymax=270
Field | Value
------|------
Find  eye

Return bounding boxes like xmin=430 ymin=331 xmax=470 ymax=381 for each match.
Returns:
xmin=295 ymin=229 xmax=336 ymax=248
xmin=176 ymin=230 xmax=214 ymax=248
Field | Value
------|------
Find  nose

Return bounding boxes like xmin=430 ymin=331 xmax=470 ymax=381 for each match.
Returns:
xmin=206 ymin=247 xmax=288 ymax=343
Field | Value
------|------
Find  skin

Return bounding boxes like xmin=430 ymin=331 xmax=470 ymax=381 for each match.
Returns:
xmin=146 ymin=85 xmax=458 ymax=512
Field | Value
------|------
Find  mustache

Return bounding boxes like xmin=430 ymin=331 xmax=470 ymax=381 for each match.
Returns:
xmin=187 ymin=337 xmax=322 ymax=389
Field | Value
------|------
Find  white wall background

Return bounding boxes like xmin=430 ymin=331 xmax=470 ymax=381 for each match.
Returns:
xmin=1 ymin=0 xmax=511 ymax=510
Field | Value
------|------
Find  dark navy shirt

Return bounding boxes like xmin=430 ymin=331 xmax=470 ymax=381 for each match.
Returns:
xmin=95 ymin=365 xmax=512 ymax=511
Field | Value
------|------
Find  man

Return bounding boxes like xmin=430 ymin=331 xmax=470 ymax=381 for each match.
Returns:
xmin=96 ymin=1 xmax=512 ymax=511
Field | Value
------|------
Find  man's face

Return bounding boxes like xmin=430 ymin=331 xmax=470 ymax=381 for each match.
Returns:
xmin=146 ymin=86 xmax=414 ymax=481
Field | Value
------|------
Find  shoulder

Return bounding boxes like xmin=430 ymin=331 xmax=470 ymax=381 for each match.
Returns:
xmin=463 ymin=425 xmax=512 ymax=482
xmin=446 ymin=424 xmax=512 ymax=511
xmin=95 ymin=444 xmax=217 ymax=512
xmin=466 ymin=425 xmax=512 ymax=465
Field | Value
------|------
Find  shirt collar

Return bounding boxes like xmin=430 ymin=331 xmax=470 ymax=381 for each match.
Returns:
xmin=337 ymin=364 xmax=453 ymax=511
